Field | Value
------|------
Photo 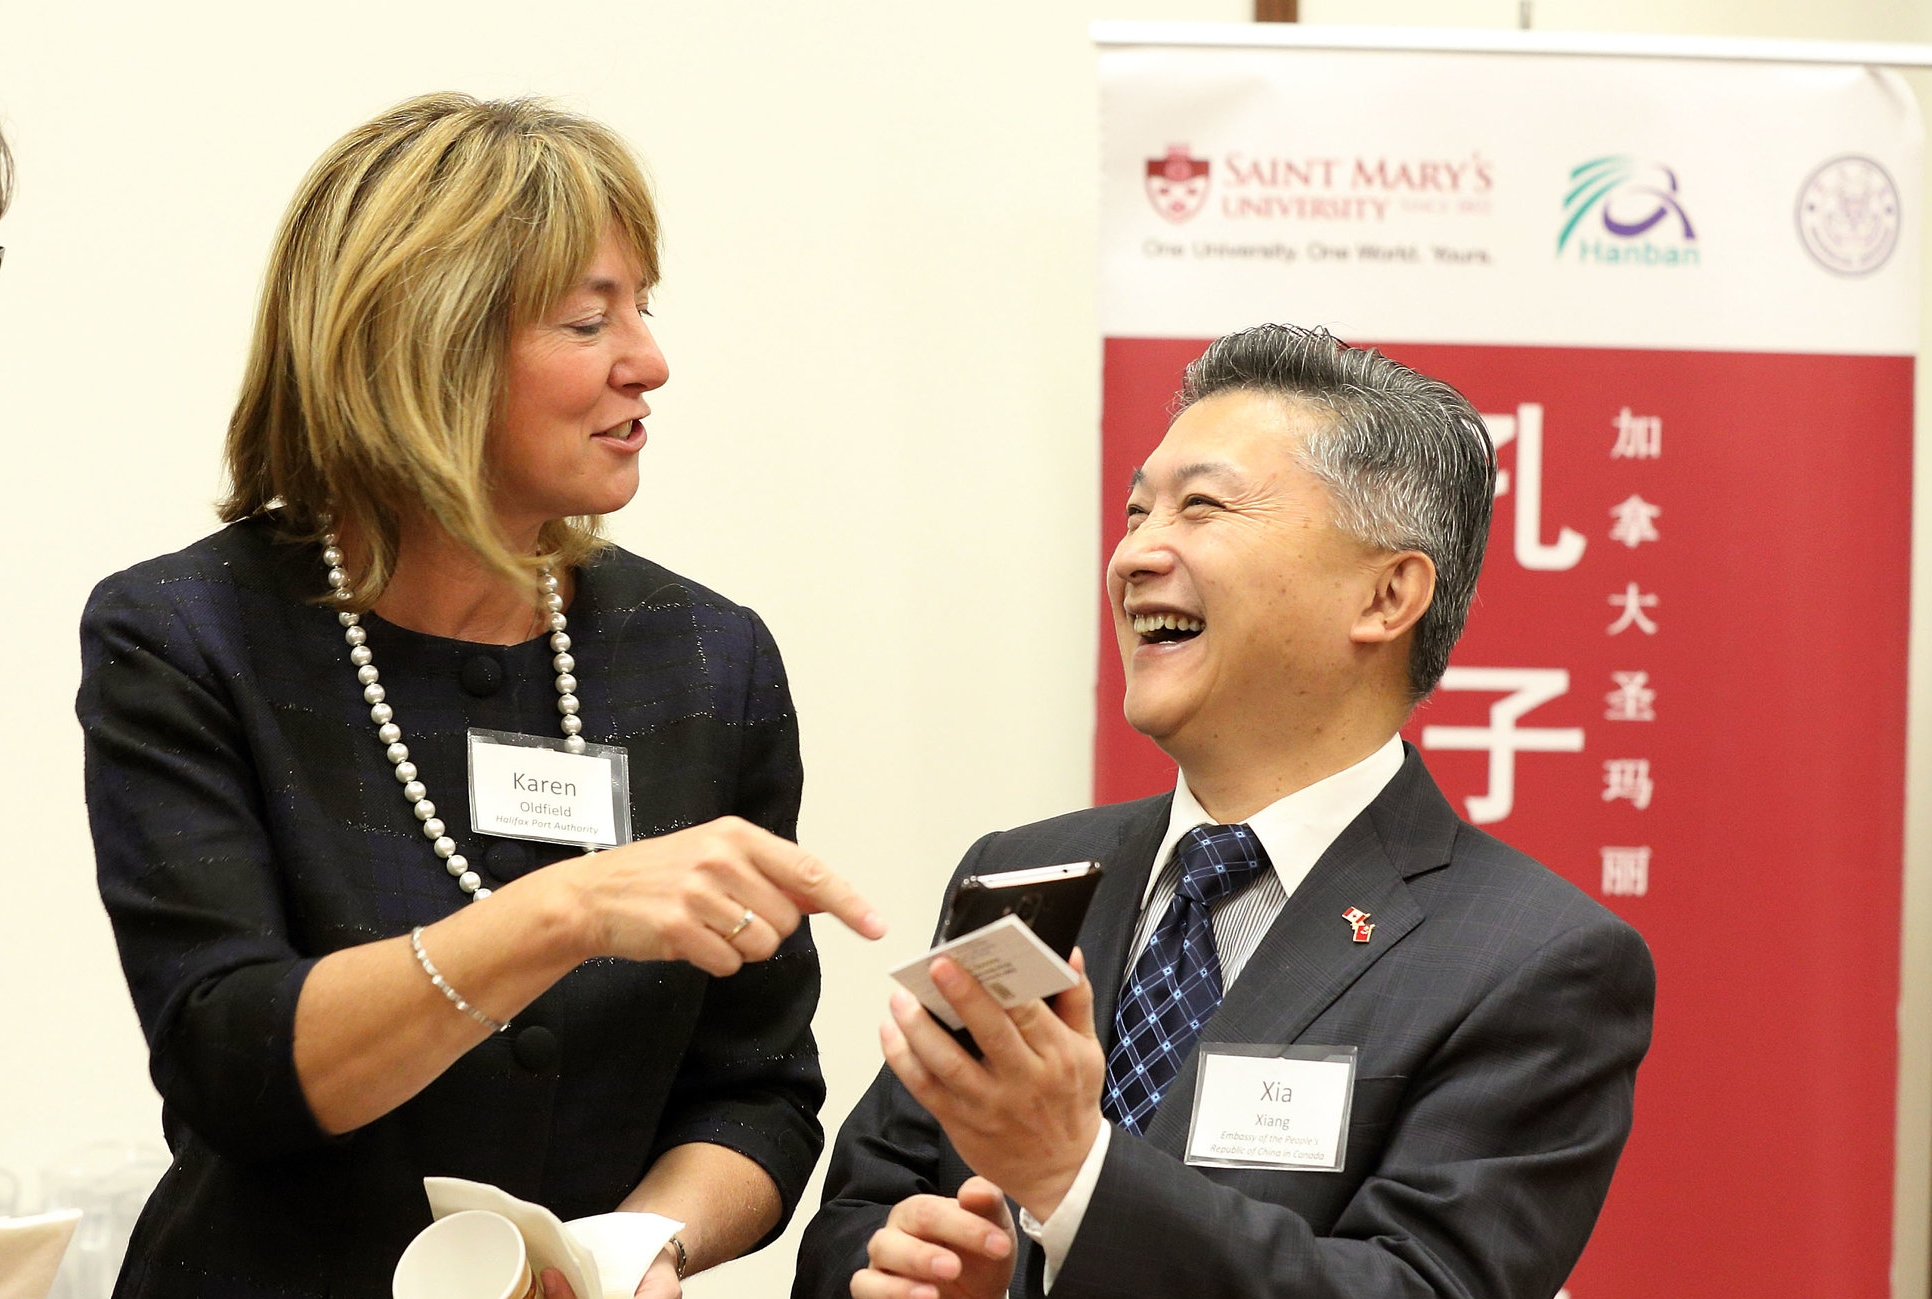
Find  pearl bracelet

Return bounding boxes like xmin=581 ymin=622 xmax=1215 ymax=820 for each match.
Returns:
xmin=410 ymin=926 xmax=508 ymax=1033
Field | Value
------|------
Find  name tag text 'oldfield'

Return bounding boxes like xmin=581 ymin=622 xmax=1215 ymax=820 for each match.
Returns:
xmin=467 ymin=728 xmax=631 ymax=849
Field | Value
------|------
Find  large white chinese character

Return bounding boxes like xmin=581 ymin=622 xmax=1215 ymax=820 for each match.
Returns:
xmin=1481 ymin=404 xmax=1586 ymax=571
xmin=1610 ymin=407 xmax=1662 ymax=459
xmin=1604 ymin=671 xmax=1656 ymax=721
xmin=1601 ymin=759 xmax=1654 ymax=809
xmin=1608 ymin=494 xmax=1661 ymax=548
xmin=1420 ymin=667 xmax=1585 ymax=825
xmin=1606 ymin=583 xmax=1659 ymax=635
xmin=1600 ymin=846 xmax=1651 ymax=897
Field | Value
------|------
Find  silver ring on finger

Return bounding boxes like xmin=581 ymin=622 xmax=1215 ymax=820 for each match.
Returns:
xmin=725 ymin=906 xmax=756 ymax=941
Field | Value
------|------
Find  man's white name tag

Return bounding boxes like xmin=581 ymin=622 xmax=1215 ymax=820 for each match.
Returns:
xmin=467 ymin=728 xmax=631 ymax=850
xmin=1184 ymin=1044 xmax=1359 ymax=1172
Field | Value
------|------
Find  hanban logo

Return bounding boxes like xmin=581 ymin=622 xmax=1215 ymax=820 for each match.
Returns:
xmin=1558 ymin=156 xmax=1698 ymax=264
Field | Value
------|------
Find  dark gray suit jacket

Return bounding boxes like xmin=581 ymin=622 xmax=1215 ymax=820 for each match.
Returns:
xmin=794 ymin=746 xmax=1654 ymax=1299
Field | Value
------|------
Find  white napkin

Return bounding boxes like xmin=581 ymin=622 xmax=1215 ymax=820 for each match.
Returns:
xmin=419 ymin=1179 xmax=681 ymax=1299
xmin=0 ymin=1211 xmax=82 ymax=1299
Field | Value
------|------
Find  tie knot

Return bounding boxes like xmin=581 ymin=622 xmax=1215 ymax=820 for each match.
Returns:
xmin=1175 ymin=823 xmax=1269 ymax=907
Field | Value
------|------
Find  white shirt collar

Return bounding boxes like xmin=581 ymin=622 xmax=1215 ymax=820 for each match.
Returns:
xmin=1145 ymin=734 xmax=1407 ymax=910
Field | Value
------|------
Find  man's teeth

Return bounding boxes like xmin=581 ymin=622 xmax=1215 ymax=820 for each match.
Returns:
xmin=1132 ymin=613 xmax=1204 ymax=635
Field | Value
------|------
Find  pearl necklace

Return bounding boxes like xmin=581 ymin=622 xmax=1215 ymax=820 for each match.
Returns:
xmin=323 ymin=533 xmax=586 ymax=904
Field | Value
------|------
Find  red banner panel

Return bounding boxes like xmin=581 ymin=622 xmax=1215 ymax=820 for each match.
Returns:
xmin=1096 ymin=334 xmax=1911 ymax=1297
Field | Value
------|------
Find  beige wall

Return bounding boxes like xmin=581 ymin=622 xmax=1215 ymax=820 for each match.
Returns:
xmin=0 ymin=2 xmax=1924 ymax=1295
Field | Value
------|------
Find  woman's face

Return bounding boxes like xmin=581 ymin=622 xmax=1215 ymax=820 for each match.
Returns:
xmin=493 ymin=227 xmax=667 ymax=538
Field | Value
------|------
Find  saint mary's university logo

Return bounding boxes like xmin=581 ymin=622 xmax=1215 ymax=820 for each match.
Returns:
xmin=1146 ymin=145 xmax=1211 ymax=223
xmin=1558 ymin=156 xmax=1699 ymax=267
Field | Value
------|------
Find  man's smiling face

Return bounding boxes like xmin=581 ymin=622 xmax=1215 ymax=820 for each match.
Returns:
xmin=1107 ymin=389 xmax=1391 ymax=762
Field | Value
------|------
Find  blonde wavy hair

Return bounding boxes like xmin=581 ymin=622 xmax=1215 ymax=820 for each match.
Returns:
xmin=220 ymin=92 xmax=661 ymax=608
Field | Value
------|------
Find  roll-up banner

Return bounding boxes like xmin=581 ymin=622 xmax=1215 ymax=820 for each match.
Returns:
xmin=1097 ymin=28 xmax=1918 ymax=1298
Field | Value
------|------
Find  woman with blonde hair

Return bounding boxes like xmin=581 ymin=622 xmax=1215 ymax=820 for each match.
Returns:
xmin=78 ymin=93 xmax=881 ymax=1299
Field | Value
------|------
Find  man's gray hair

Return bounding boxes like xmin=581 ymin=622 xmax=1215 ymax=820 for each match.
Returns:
xmin=1177 ymin=323 xmax=1496 ymax=699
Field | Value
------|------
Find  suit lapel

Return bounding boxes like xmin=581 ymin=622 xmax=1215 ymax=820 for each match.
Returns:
xmin=1139 ymin=748 xmax=1456 ymax=1154
xmin=1083 ymin=794 xmax=1172 ymax=1046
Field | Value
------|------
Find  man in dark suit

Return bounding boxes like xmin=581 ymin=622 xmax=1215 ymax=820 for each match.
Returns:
xmin=794 ymin=324 xmax=1655 ymax=1299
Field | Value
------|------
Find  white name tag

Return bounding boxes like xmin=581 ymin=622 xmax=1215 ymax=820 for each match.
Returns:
xmin=1184 ymin=1044 xmax=1359 ymax=1171
xmin=466 ymin=728 xmax=632 ymax=850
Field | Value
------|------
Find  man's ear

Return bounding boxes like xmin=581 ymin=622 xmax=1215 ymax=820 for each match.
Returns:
xmin=1350 ymin=551 xmax=1436 ymax=645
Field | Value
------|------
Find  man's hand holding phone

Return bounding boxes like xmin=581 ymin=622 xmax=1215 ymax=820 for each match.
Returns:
xmin=882 ymin=948 xmax=1106 ymax=1223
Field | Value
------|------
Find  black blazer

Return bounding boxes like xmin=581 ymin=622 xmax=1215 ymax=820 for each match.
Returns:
xmin=78 ymin=519 xmax=824 ymax=1299
xmin=796 ymin=747 xmax=1655 ymax=1299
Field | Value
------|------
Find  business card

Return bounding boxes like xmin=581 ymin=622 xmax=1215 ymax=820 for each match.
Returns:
xmin=888 ymin=914 xmax=1078 ymax=1030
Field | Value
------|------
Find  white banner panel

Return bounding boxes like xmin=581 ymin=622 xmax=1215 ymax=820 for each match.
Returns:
xmin=1097 ymin=30 xmax=1919 ymax=1299
xmin=1101 ymin=45 xmax=1920 ymax=353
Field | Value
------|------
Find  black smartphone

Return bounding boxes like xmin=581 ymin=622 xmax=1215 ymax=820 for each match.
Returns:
xmin=940 ymin=861 xmax=1105 ymax=959
xmin=930 ymin=861 xmax=1104 ymax=1057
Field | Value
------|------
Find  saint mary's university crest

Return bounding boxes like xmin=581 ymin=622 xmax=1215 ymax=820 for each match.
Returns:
xmin=1146 ymin=145 xmax=1211 ymax=223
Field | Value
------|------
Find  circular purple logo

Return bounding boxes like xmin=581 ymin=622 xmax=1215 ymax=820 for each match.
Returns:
xmin=1796 ymin=156 xmax=1900 ymax=276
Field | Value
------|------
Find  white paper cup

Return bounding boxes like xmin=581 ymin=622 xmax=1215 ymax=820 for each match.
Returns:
xmin=393 ymin=1209 xmax=538 ymax=1299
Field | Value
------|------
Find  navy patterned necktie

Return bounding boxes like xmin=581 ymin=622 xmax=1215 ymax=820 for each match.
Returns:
xmin=1103 ymin=823 xmax=1271 ymax=1136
